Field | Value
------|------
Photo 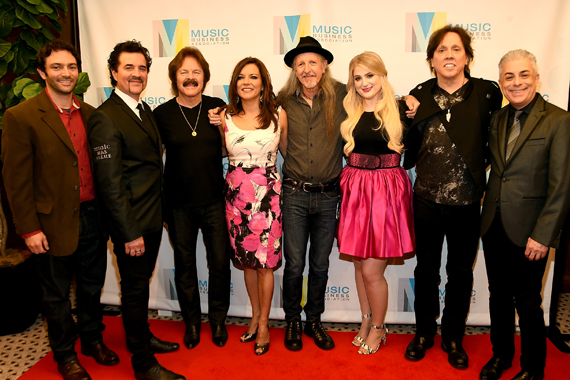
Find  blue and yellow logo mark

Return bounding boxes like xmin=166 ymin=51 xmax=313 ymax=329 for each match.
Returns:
xmin=153 ymin=19 xmax=189 ymax=57
xmin=398 ymin=278 xmax=415 ymax=312
xmin=405 ymin=12 xmax=447 ymax=52
xmin=96 ymin=87 xmax=113 ymax=106
xmin=273 ymin=14 xmax=311 ymax=55
xmin=212 ymin=84 xmax=230 ymax=104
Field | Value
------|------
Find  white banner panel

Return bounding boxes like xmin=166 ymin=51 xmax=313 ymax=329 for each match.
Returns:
xmin=80 ymin=0 xmax=570 ymax=324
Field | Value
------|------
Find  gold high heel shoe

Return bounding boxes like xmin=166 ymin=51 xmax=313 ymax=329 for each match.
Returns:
xmin=352 ymin=314 xmax=372 ymax=346
xmin=358 ymin=324 xmax=388 ymax=355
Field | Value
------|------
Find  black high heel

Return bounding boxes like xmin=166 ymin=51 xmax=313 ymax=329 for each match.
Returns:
xmin=254 ymin=342 xmax=270 ymax=356
xmin=240 ymin=328 xmax=258 ymax=343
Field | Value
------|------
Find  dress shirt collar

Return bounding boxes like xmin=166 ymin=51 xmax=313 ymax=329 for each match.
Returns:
xmin=114 ymin=88 xmax=144 ymax=118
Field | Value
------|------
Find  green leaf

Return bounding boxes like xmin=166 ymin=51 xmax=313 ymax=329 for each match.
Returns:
xmin=16 ymin=0 xmax=40 ymax=15
xmin=12 ymin=18 xmax=24 ymax=27
xmin=0 ymin=37 xmax=10 ymax=58
xmin=37 ymin=0 xmax=53 ymax=14
xmin=37 ymin=25 xmax=53 ymax=39
xmin=0 ymin=7 xmax=15 ymax=38
xmin=2 ymin=48 xmax=14 ymax=63
xmin=15 ymin=6 xmax=43 ymax=28
xmin=44 ymin=7 xmax=60 ymax=20
xmin=74 ymin=72 xmax=91 ymax=95
xmin=21 ymin=29 xmax=46 ymax=51
xmin=48 ymin=17 xmax=61 ymax=32
xmin=0 ymin=84 xmax=11 ymax=102
xmin=22 ymin=82 xmax=43 ymax=100
xmin=13 ymin=77 xmax=34 ymax=97
xmin=0 ymin=59 xmax=7 ymax=77
xmin=5 ymin=88 xmax=18 ymax=108
xmin=48 ymin=0 xmax=66 ymax=12
xmin=26 ymin=0 xmax=41 ymax=5
xmin=7 ymin=41 xmax=31 ymax=74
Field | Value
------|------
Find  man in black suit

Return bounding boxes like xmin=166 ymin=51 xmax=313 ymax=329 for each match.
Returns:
xmin=479 ymin=49 xmax=570 ymax=380
xmin=87 ymin=40 xmax=184 ymax=380
xmin=403 ymin=25 xmax=503 ymax=369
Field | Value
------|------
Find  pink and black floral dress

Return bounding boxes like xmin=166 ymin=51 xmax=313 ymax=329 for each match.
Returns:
xmin=224 ymin=112 xmax=282 ymax=269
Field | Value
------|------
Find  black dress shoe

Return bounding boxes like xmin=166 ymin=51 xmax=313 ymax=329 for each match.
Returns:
xmin=134 ymin=363 xmax=186 ymax=380
xmin=510 ymin=370 xmax=544 ymax=380
xmin=81 ymin=342 xmax=120 ymax=366
xmin=57 ymin=358 xmax=92 ymax=380
xmin=183 ymin=324 xmax=200 ymax=349
xmin=211 ymin=324 xmax=228 ymax=347
xmin=150 ymin=336 xmax=180 ymax=353
xmin=404 ymin=335 xmax=434 ymax=361
xmin=304 ymin=321 xmax=335 ymax=350
xmin=480 ymin=356 xmax=512 ymax=380
xmin=441 ymin=340 xmax=469 ymax=369
xmin=284 ymin=321 xmax=303 ymax=351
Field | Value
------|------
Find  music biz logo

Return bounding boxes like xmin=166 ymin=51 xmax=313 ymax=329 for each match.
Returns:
xmin=325 ymin=284 xmax=350 ymax=301
xmin=96 ymin=87 xmax=113 ymax=106
xmin=405 ymin=12 xmax=447 ymax=52
xmin=153 ymin=19 xmax=189 ymax=57
xmin=273 ymin=14 xmax=311 ymax=55
xmin=449 ymin=22 xmax=492 ymax=41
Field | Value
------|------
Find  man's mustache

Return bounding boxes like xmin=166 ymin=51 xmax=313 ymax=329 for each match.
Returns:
xmin=183 ymin=78 xmax=199 ymax=87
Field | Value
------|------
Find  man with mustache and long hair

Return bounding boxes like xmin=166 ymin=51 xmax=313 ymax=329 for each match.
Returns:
xmin=88 ymin=40 xmax=185 ymax=380
xmin=153 ymin=47 xmax=231 ymax=351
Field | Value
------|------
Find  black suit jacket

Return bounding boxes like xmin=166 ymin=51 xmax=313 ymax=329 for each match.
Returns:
xmin=87 ymin=91 xmax=163 ymax=243
xmin=481 ymin=95 xmax=570 ymax=248
xmin=403 ymin=75 xmax=503 ymax=194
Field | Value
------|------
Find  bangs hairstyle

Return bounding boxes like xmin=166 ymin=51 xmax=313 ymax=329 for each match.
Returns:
xmin=37 ymin=39 xmax=81 ymax=73
xmin=341 ymin=51 xmax=404 ymax=156
xmin=426 ymin=25 xmax=474 ymax=76
xmin=168 ymin=47 xmax=211 ymax=96
xmin=107 ymin=40 xmax=152 ymax=87
xmin=226 ymin=57 xmax=279 ymax=131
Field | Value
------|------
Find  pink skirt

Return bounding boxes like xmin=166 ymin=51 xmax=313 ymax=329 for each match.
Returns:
xmin=337 ymin=165 xmax=415 ymax=258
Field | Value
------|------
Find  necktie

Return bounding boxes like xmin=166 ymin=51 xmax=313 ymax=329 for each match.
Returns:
xmin=136 ymin=103 xmax=158 ymax=143
xmin=506 ymin=110 xmax=523 ymax=160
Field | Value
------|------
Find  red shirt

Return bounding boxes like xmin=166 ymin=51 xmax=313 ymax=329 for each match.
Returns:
xmin=22 ymin=90 xmax=95 ymax=239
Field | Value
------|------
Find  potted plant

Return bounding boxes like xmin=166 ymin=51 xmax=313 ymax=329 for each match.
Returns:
xmin=0 ymin=0 xmax=90 ymax=335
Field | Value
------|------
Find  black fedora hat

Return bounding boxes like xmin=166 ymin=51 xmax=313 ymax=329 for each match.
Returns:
xmin=284 ymin=36 xmax=334 ymax=67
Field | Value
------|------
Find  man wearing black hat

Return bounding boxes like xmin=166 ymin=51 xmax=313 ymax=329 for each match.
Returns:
xmin=275 ymin=36 xmax=346 ymax=351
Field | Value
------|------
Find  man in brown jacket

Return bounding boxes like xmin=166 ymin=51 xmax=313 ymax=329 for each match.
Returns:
xmin=2 ymin=40 xmax=118 ymax=380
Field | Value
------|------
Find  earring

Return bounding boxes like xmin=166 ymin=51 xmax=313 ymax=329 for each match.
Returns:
xmin=260 ymin=91 xmax=264 ymax=103
xmin=237 ymin=97 xmax=240 ymax=104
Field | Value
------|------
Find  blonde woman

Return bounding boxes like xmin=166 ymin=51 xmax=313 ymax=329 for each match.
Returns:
xmin=337 ymin=52 xmax=415 ymax=355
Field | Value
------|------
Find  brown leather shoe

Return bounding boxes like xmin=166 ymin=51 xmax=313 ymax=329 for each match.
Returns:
xmin=134 ymin=364 xmax=186 ymax=380
xmin=81 ymin=342 xmax=120 ymax=366
xmin=57 ymin=358 xmax=92 ymax=380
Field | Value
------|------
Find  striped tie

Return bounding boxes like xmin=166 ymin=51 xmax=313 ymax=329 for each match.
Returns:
xmin=506 ymin=110 xmax=523 ymax=160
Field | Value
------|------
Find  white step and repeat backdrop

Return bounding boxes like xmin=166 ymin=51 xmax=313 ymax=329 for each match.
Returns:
xmin=78 ymin=0 xmax=570 ymax=324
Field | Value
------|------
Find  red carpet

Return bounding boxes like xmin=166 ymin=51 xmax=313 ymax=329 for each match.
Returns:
xmin=19 ymin=316 xmax=569 ymax=380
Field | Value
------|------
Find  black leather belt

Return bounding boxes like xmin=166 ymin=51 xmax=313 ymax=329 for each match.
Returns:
xmin=283 ymin=177 xmax=338 ymax=193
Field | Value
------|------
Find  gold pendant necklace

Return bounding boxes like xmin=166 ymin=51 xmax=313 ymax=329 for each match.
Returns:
xmin=178 ymin=100 xmax=202 ymax=137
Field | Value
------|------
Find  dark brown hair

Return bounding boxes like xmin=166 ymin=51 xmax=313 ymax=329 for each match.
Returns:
xmin=168 ymin=47 xmax=211 ymax=96
xmin=107 ymin=40 xmax=152 ymax=87
xmin=426 ymin=25 xmax=474 ymax=76
xmin=226 ymin=57 xmax=279 ymax=131
xmin=36 ymin=39 xmax=81 ymax=73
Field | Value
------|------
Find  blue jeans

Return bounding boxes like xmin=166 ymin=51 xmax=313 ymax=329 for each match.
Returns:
xmin=282 ymin=180 xmax=340 ymax=322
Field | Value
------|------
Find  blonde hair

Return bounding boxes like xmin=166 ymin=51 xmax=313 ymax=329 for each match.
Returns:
xmin=341 ymin=52 xmax=404 ymax=156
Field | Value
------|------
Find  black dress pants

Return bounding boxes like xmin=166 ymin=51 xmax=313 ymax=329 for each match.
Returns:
xmin=167 ymin=200 xmax=231 ymax=327
xmin=482 ymin=214 xmax=547 ymax=374
xmin=35 ymin=202 xmax=107 ymax=364
xmin=113 ymin=230 xmax=162 ymax=372
xmin=412 ymin=194 xmax=480 ymax=341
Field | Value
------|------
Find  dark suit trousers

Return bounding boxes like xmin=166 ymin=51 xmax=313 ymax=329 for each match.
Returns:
xmin=167 ymin=200 xmax=231 ymax=327
xmin=412 ymin=194 xmax=480 ymax=341
xmin=113 ymin=230 xmax=162 ymax=372
xmin=482 ymin=213 xmax=547 ymax=373
xmin=35 ymin=202 xmax=107 ymax=364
